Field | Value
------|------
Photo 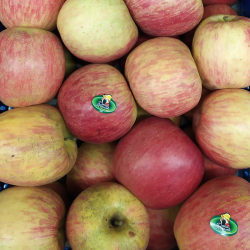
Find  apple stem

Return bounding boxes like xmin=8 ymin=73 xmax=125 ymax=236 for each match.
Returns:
xmin=223 ymin=16 xmax=229 ymax=22
xmin=114 ymin=221 xmax=123 ymax=227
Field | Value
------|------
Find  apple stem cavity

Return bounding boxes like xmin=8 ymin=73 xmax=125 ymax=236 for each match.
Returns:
xmin=114 ymin=221 xmax=123 ymax=227
xmin=223 ymin=16 xmax=229 ymax=22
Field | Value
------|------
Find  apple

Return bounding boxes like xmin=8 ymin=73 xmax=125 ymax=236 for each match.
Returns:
xmin=66 ymin=182 xmax=150 ymax=250
xmin=66 ymin=141 xmax=117 ymax=198
xmin=125 ymin=37 xmax=202 ymax=118
xmin=123 ymin=0 xmax=203 ymax=37
xmin=58 ymin=64 xmax=137 ymax=143
xmin=63 ymin=46 xmax=77 ymax=79
xmin=0 ymin=27 xmax=65 ymax=107
xmin=193 ymin=15 xmax=250 ymax=89
xmin=0 ymin=104 xmax=78 ymax=186
xmin=146 ymin=205 xmax=181 ymax=250
xmin=201 ymin=155 xmax=238 ymax=184
xmin=174 ymin=175 xmax=250 ymax=249
xmin=0 ymin=0 xmax=65 ymax=31
xmin=202 ymin=0 xmax=239 ymax=6
xmin=183 ymin=86 xmax=212 ymax=121
xmin=193 ymin=89 xmax=250 ymax=169
xmin=181 ymin=4 xmax=238 ymax=49
xmin=43 ymin=181 xmax=72 ymax=211
xmin=0 ymin=186 xmax=66 ymax=249
xmin=57 ymin=0 xmax=138 ymax=63
xmin=113 ymin=116 xmax=204 ymax=209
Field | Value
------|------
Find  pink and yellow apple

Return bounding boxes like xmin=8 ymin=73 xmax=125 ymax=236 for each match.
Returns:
xmin=58 ymin=64 xmax=137 ymax=143
xmin=66 ymin=182 xmax=150 ymax=250
xmin=0 ymin=0 xmax=65 ymax=31
xmin=0 ymin=186 xmax=66 ymax=249
xmin=193 ymin=15 xmax=250 ymax=89
xmin=0 ymin=104 xmax=78 ymax=186
xmin=57 ymin=0 xmax=138 ymax=63
xmin=123 ymin=0 xmax=204 ymax=37
xmin=0 ymin=27 xmax=65 ymax=107
xmin=66 ymin=142 xmax=117 ymax=198
xmin=202 ymin=0 xmax=238 ymax=6
xmin=125 ymin=37 xmax=202 ymax=118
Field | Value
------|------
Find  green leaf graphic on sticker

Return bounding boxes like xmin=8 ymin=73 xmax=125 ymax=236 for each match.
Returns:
xmin=92 ymin=94 xmax=117 ymax=114
xmin=210 ymin=213 xmax=238 ymax=237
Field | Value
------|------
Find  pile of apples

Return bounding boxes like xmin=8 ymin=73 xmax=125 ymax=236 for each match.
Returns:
xmin=0 ymin=0 xmax=250 ymax=249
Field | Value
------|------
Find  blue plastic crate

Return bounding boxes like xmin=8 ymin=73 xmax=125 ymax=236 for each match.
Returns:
xmin=241 ymin=0 xmax=250 ymax=17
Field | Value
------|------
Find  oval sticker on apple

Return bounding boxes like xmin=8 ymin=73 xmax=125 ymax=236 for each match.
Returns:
xmin=210 ymin=213 xmax=238 ymax=237
xmin=92 ymin=94 xmax=117 ymax=114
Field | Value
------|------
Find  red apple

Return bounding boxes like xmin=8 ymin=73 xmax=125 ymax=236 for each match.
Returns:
xmin=193 ymin=15 xmax=250 ymax=89
xmin=203 ymin=0 xmax=238 ymax=6
xmin=123 ymin=0 xmax=204 ymax=37
xmin=57 ymin=0 xmax=138 ymax=63
xmin=146 ymin=205 xmax=181 ymax=250
xmin=194 ymin=89 xmax=250 ymax=169
xmin=0 ymin=186 xmax=66 ymax=249
xmin=201 ymin=155 xmax=238 ymax=184
xmin=0 ymin=0 xmax=65 ymax=31
xmin=43 ymin=181 xmax=71 ymax=211
xmin=113 ymin=116 xmax=204 ymax=209
xmin=66 ymin=142 xmax=117 ymax=198
xmin=58 ymin=64 xmax=137 ymax=143
xmin=0 ymin=27 xmax=65 ymax=107
xmin=174 ymin=175 xmax=250 ymax=249
xmin=182 ymin=4 xmax=237 ymax=49
xmin=66 ymin=182 xmax=150 ymax=250
xmin=125 ymin=37 xmax=202 ymax=118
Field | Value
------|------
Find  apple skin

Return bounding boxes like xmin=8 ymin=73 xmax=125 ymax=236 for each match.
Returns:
xmin=43 ymin=181 xmax=71 ymax=211
xmin=182 ymin=4 xmax=237 ymax=49
xmin=57 ymin=0 xmax=138 ymax=63
xmin=193 ymin=15 xmax=250 ymax=89
xmin=0 ymin=186 xmax=66 ymax=250
xmin=123 ymin=0 xmax=204 ymax=37
xmin=174 ymin=175 xmax=250 ymax=250
xmin=113 ymin=116 xmax=204 ymax=209
xmin=146 ymin=205 xmax=181 ymax=250
xmin=63 ymin=46 xmax=77 ymax=79
xmin=0 ymin=27 xmax=65 ymax=107
xmin=66 ymin=182 xmax=150 ymax=250
xmin=66 ymin=142 xmax=117 ymax=198
xmin=193 ymin=89 xmax=250 ymax=169
xmin=0 ymin=0 xmax=65 ymax=31
xmin=0 ymin=104 xmax=78 ymax=186
xmin=125 ymin=37 xmax=202 ymax=118
xmin=202 ymin=0 xmax=238 ymax=6
xmin=58 ymin=64 xmax=137 ymax=143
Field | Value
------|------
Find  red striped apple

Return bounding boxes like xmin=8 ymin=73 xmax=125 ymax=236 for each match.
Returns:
xmin=66 ymin=182 xmax=150 ymax=250
xmin=58 ymin=64 xmax=137 ymax=143
xmin=182 ymin=4 xmax=237 ymax=49
xmin=203 ymin=0 xmax=238 ymax=6
xmin=0 ymin=186 xmax=66 ymax=250
xmin=57 ymin=0 xmax=138 ymax=63
xmin=0 ymin=27 xmax=65 ymax=107
xmin=123 ymin=0 xmax=204 ymax=37
xmin=193 ymin=89 xmax=250 ymax=169
xmin=0 ymin=0 xmax=65 ymax=31
xmin=113 ymin=116 xmax=204 ymax=209
xmin=125 ymin=37 xmax=202 ymax=118
xmin=174 ymin=175 xmax=250 ymax=250
xmin=146 ymin=205 xmax=181 ymax=250
xmin=66 ymin=142 xmax=117 ymax=198
xmin=193 ymin=15 xmax=250 ymax=89
xmin=0 ymin=104 xmax=78 ymax=186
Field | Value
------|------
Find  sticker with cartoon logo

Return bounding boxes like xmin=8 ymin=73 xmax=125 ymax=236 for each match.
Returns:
xmin=210 ymin=213 xmax=238 ymax=236
xmin=92 ymin=94 xmax=117 ymax=113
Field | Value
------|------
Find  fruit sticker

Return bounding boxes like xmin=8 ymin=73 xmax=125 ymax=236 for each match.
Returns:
xmin=92 ymin=94 xmax=117 ymax=113
xmin=210 ymin=213 xmax=238 ymax=236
